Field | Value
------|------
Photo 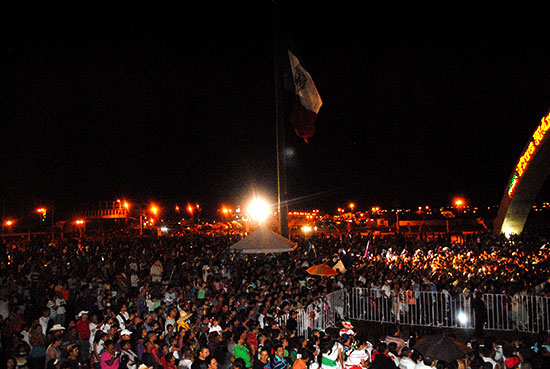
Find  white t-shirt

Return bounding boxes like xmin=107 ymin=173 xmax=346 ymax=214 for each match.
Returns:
xmin=344 ymin=348 xmax=369 ymax=369
xmin=399 ymin=357 xmax=416 ymax=369
xmin=117 ymin=311 xmax=130 ymax=329
xmin=131 ymin=274 xmax=139 ymax=288
xmin=46 ymin=300 xmax=57 ymax=319
xmin=0 ymin=300 xmax=9 ymax=320
xmin=321 ymin=342 xmax=343 ymax=369
xmin=209 ymin=324 xmax=223 ymax=335
xmin=55 ymin=297 xmax=66 ymax=315
xmin=150 ymin=263 xmax=163 ymax=282
xmin=178 ymin=358 xmax=193 ymax=369
xmin=89 ymin=322 xmax=98 ymax=348
xmin=482 ymin=357 xmax=498 ymax=369
xmin=39 ymin=316 xmax=51 ymax=335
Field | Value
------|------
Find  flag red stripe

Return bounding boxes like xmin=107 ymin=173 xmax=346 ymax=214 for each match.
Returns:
xmin=290 ymin=96 xmax=317 ymax=142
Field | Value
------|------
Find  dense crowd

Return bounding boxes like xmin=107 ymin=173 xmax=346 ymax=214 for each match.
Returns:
xmin=1 ymin=230 xmax=550 ymax=369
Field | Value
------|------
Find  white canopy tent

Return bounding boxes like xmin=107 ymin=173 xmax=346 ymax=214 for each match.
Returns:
xmin=229 ymin=225 xmax=296 ymax=253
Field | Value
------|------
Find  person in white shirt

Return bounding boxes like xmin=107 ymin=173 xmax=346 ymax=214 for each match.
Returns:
xmin=39 ymin=308 xmax=52 ymax=335
xmin=209 ymin=316 xmax=223 ymax=336
xmin=414 ymin=356 xmax=436 ymax=369
xmin=121 ymin=339 xmax=138 ymax=369
xmin=165 ymin=307 xmax=178 ymax=333
xmin=116 ymin=304 xmax=131 ymax=330
xmin=150 ymin=260 xmax=163 ymax=283
xmin=165 ymin=287 xmax=177 ymax=305
xmin=399 ymin=347 xmax=416 ymax=369
xmin=54 ymin=293 xmax=66 ymax=325
xmin=46 ymin=296 xmax=58 ymax=321
xmin=344 ymin=336 xmax=370 ymax=369
xmin=130 ymin=272 xmax=139 ymax=295
xmin=0 ymin=296 xmax=9 ymax=320
xmin=480 ymin=346 xmax=498 ymax=369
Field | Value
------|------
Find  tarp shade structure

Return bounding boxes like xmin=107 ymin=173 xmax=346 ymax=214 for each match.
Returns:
xmin=229 ymin=226 xmax=296 ymax=254
xmin=306 ymin=264 xmax=338 ymax=277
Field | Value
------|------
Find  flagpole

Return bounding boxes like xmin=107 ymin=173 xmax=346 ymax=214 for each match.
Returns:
xmin=273 ymin=1 xmax=289 ymax=238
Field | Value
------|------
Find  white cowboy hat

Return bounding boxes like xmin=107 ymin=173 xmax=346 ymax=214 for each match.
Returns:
xmin=50 ymin=324 xmax=65 ymax=332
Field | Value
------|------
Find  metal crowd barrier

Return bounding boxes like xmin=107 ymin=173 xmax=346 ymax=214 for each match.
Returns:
xmin=288 ymin=288 xmax=550 ymax=336
xmin=348 ymin=287 xmax=550 ymax=334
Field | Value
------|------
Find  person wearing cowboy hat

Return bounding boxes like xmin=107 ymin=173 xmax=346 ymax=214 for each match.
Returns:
xmin=340 ymin=321 xmax=355 ymax=337
xmin=76 ymin=311 xmax=91 ymax=362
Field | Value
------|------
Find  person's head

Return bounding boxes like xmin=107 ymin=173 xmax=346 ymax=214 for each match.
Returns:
xmin=5 ymin=357 xmax=16 ymax=369
xmin=67 ymin=344 xmax=79 ymax=358
xmin=259 ymin=348 xmax=270 ymax=363
xmin=388 ymin=342 xmax=398 ymax=355
xmin=198 ymin=346 xmax=210 ymax=360
xmin=298 ymin=348 xmax=312 ymax=362
xmin=423 ymin=356 xmax=435 ymax=367
xmin=353 ymin=335 xmax=368 ymax=349
xmin=165 ymin=353 xmax=176 ymax=363
xmin=410 ymin=350 xmax=421 ymax=363
xmin=104 ymin=339 xmax=115 ymax=352
xmin=233 ymin=358 xmax=246 ymax=369
xmin=207 ymin=356 xmax=218 ymax=369
xmin=375 ymin=342 xmax=388 ymax=354
xmin=53 ymin=336 xmax=63 ymax=347
xmin=274 ymin=344 xmax=285 ymax=359
xmin=401 ymin=347 xmax=411 ymax=358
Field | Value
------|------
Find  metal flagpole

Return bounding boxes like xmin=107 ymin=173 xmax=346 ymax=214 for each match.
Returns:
xmin=273 ymin=1 xmax=289 ymax=238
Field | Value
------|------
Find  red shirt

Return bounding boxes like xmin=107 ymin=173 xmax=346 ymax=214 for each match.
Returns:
xmin=76 ymin=319 xmax=91 ymax=340
xmin=246 ymin=332 xmax=258 ymax=347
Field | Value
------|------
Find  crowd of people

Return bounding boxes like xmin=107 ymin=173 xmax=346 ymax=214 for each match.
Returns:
xmin=0 ymin=229 xmax=549 ymax=369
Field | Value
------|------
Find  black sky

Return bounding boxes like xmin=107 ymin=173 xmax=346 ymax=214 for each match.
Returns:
xmin=3 ymin=3 xmax=550 ymax=218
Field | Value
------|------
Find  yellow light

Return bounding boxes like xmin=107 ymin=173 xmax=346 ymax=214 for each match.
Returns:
xmin=36 ymin=208 xmax=46 ymax=214
xmin=349 ymin=202 xmax=355 ymax=210
xmin=75 ymin=219 xmax=85 ymax=225
xmin=150 ymin=205 xmax=159 ymax=215
xmin=302 ymin=225 xmax=312 ymax=233
xmin=222 ymin=207 xmax=229 ymax=214
xmin=123 ymin=201 xmax=130 ymax=209
xmin=247 ymin=197 xmax=271 ymax=222
xmin=5 ymin=220 xmax=14 ymax=226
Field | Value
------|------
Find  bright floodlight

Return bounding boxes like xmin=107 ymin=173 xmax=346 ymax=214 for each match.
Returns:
xmin=457 ymin=311 xmax=468 ymax=325
xmin=247 ymin=197 xmax=270 ymax=222
xmin=302 ymin=225 xmax=312 ymax=233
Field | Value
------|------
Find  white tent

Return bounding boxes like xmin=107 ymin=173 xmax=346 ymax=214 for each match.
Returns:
xmin=229 ymin=226 xmax=296 ymax=254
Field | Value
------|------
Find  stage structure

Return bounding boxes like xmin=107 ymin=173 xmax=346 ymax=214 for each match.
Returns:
xmin=77 ymin=200 xmax=130 ymax=220
xmin=494 ymin=111 xmax=550 ymax=236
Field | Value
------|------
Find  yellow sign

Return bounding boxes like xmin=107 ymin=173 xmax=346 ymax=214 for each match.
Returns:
xmin=508 ymin=112 xmax=550 ymax=198
xmin=515 ymin=112 xmax=550 ymax=178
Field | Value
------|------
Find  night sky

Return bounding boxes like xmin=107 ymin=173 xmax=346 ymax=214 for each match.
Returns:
xmin=3 ymin=3 xmax=550 ymax=218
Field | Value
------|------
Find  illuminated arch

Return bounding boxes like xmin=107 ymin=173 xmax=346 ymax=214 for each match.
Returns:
xmin=494 ymin=111 xmax=550 ymax=236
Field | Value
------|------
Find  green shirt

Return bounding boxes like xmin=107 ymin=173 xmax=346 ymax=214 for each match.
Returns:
xmin=197 ymin=288 xmax=206 ymax=299
xmin=233 ymin=344 xmax=252 ymax=367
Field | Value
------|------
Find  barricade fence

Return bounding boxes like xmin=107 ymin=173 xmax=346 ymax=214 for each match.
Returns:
xmin=288 ymin=288 xmax=550 ymax=336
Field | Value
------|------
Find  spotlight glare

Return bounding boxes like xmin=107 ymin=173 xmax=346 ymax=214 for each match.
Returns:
xmin=457 ymin=311 xmax=468 ymax=325
xmin=247 ymin=197 xmax=270 ymax=222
